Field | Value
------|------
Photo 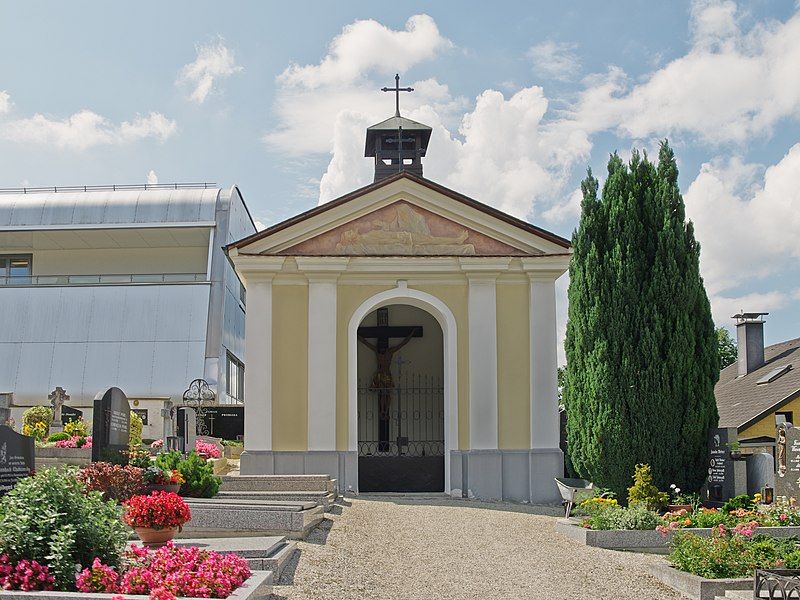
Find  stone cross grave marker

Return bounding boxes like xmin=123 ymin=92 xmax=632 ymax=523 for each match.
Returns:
xmin=48 ymin=386 xmax=69 ymax=429
xmin=776 ymin=423 xmax=800 ymax=500
xmin=0 ymin=425 xmax=34 ymax=495
xmin=707 ymin=426 xmax=747 ymax=503
xmin=0 ymin=394 xmax=11 ymax=427
xmin=91 ymin=387 xmax=131 ymax=463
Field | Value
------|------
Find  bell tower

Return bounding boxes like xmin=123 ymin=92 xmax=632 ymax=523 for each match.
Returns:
xmin=365 ymin=74 xmax=432 ymax=182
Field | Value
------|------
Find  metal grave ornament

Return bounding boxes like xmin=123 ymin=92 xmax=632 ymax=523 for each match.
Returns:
xmin=182 ymin=379 xmax=215 ymax=436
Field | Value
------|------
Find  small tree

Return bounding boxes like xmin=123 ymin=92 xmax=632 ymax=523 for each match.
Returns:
xmin=564 ymin=142 xmax=719 ymax=499
xmin=716 ymin=327 xmax=738 ymax=369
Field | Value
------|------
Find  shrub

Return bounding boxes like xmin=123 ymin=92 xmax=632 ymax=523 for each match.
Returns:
xmin=669 ymin=526 xmax=799 ymax=579
xmin=722 ymin=494 xmax=754 ymax=513
xmin=123 ymin=492 xmax=191 ymax=530
xmin=47 ymin=432 xmax=70 ymax=442
xmin=77 ymin=543 xmax=251 ymax=598
xmin=155 ymin=451 xmax=221 ymax=498
xmin=221 ymin=439 xmax=243 ymax=447
xmin=63 ymin=418 xmax=89 ymax=438
xmin=76 ymin=462 xmax=145 ymax=502
xmin=627 ymin=464 xmax=668 ymax=510
xmin=129 ymin=412 xmax=143 ymax=447
xmin=0 ymin=467 xmax=129 ymax=590
xmin=195 ymin=439 xmax=222 ymax=459
xmin=22 ymin=406 xmax=52 ymax=441
xmin=583 ymin=505 xmax=661 ymax=530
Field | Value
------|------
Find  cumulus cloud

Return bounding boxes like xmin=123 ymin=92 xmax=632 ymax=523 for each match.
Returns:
xmin=0 ymin=110 xmax=176 ymax=150
xmin=707 ymin=290 xmax=794 ymax=325
xmin=177 ymin=37 xmax=243 ymax=104
xmin=0 ymin=91 xmax=10 ymax=114
xmin=278 ymin=15 xmax=451 ymax=89
xmin=566 ymin=1 xmax=800 ymax=144
xmin=527 ymin=41 xmax=581 ymax=81
xmin=147 ymin=170 xmax=158 ymax=184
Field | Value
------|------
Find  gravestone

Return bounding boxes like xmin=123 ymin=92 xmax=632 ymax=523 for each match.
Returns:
xmin=161 ymin=398 xmax=176 ymax=441
xmin=0 ymin=425 xmax=35 ymax=494
xmin=61 ymin=405 xmax=83 ymax=425
xmin=0 ymin=394 xmax=11 ymax=426
xmin=775 ymin=423 xmax=800 ymax=500
xmin=707 ymin=427 xmax=747 ymax=503
xmin=176 ymin=407 xmax=197 ymax=453
xmin=48 ymin=387 xmax=69 ymax=431
xmin=91 ymin=387 xmax=131 ymax=464
xmin=203 ymin=406 xmax=244 ymax=440
xmin=747 ymin=452 xmax=775 ymax=496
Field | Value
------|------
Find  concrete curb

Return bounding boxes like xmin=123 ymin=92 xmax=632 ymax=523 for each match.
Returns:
xmin=646 ymin=561 xmax=750 ymax=600
xmin=0 ymin=570 xmax=272 ymax=599
xmin=555 ymin=518 xmax=800 ymax=552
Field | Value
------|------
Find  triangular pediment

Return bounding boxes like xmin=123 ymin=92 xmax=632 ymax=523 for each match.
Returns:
xmin=281 ymin=201 xmax=525 ymax=256
xmin=229 ymin=173 xmax=570 ymax=257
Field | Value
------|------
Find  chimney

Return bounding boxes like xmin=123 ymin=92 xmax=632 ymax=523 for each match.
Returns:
xmin=733 ymin=312 xmax=768 ymax=376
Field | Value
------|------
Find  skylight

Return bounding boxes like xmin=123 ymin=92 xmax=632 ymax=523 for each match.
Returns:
xmin=756 ymin=364 xmax=792 ymax=385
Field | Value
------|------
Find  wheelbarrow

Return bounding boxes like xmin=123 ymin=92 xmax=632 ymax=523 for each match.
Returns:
xmin=554 ymin=477 xmax=594 ymax=518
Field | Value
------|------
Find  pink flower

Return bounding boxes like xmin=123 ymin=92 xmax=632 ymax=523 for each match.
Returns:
xmin=780 ymin=513 xmax=788 ymax=521
xmin=194 ymin=440 xmax=221 ymax=459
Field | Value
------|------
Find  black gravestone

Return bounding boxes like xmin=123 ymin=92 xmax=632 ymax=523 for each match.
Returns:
xmin=61 ymin=405 xmax=83 ymax=424
xmin=0 ymin=425 xmax=35 ymax=494
xmin=707 ymin=427 xmax=747 ymax=504
xmin=204 ymin=407 xmax=244 ymax=441
xmin=91 ymin=387 xmax=131 ymax=464
xmin=132 ymin=408 xmax=148 ymax=426
xmin=776 ymin=423 xmax=800 ymax=500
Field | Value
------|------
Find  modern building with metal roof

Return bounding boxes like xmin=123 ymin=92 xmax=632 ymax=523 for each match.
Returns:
xmin=0 ymin=183 xmax=256 ymax=439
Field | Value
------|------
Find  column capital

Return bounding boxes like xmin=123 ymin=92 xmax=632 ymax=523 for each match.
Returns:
xmin=232 ymin=256 xmax=285 ymax=283
xmin=520 ymin=255 xmax=570 ymax=280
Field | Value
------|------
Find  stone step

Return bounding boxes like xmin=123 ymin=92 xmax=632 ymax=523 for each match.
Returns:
xmin=217 ymin=489 xmax=337 ymax=509
xmin=220 ymin=474 xmax=336 ymax=493
xmin=170 ymin=536 xmax=297 ymax=579
xmin=181 ymin=498 xmax=324 ymax=539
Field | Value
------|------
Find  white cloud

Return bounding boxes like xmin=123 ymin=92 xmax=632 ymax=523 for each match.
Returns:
xmin=567 ymin=2 xmax=800 ymax=144
xmin=542 ymin=187 xmax=582 ymax=224
xmin=527 ymin=41 xmax=581 ymax=81
xmin=177 ymin=38 xmax=243 ymax=104
xmin=1 ymin=110 xmax=176 ymax=150
xmin=0 ymin=91 xmax=10 ymax=114
xmin=685 ymin=145 xmax=800 ymax=297
xmin=146 ymin=170 xmax=158 ymax=184
xmin=708 ymin=291 xmax=793 ymax=325
xmin=278 ymin=15 xmax=451 ymax=89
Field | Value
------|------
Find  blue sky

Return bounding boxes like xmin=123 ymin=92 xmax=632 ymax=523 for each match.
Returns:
xmin=1 ymin=1 xmax=799 ymax=350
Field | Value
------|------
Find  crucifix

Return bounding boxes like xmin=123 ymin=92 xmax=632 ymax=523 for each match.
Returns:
xmin=358 ymin=307 xmax=423 ymax=451
xmin=381 ymin=73 xmax=413 ymax=117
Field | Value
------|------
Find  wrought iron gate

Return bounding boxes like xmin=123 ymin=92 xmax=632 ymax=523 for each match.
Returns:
xmin=357 ymin=373 xmax=444 ymax=457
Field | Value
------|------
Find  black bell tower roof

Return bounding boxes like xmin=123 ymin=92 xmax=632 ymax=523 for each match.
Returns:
xmin=364 ymin=74 xmax=432 ymax=182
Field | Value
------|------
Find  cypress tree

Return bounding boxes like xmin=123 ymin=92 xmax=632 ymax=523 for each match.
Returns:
xmin=564 ymin=142 xmax=719 ymax=500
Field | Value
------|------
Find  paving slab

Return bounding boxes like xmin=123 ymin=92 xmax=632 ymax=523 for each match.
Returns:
xmin=170 ymin=536 xmax=298 ymax=578
xmin=182 ymin=498 xmax=324 ymax=539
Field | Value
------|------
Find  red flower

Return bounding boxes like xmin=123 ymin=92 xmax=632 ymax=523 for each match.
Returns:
xmin=123 ymin=492 xmax=191 ymax=530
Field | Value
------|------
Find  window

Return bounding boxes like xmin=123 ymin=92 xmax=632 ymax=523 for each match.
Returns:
xmin=0 ymin=255 xmax=32 ymax=284
xmin=226 ymin=353 xmax=245 ymax=404
xmin=776 ymin=411 xmax=794 ymax=425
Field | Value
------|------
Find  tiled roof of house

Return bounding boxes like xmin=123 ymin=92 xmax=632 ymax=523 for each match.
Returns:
xmin=716 ymin=337 xmax=800 ymax=430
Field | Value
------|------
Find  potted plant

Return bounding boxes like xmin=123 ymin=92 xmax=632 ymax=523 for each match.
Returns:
xmin=728 ymin=440 xmax=743 ymax=460
xmin=667 ymin=484 xmax=698 ymax=513
xmin=141 ymin=465 xmax=183 ymax=494
xmin=122 ymin=491 xmax=191 ymax=547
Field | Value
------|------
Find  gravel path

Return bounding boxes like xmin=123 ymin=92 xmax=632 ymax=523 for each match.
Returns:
xmin=270 ymin=495 xmax=681 ymax=600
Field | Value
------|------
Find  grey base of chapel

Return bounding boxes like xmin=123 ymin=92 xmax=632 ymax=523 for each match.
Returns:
xmin=449 ymin=448 xmax=564 ymax=504
xmin=241 ymin=448 xmax=563 ymax=504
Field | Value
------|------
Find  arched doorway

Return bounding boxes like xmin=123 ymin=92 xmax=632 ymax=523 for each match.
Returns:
xmin=355 ymin=304 xmax=444 ymax=492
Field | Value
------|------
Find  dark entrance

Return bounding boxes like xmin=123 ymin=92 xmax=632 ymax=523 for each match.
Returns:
xmin=356 ymin=305 xmax=444 ymax=492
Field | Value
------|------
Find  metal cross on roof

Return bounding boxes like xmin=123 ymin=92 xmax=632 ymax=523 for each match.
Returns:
xmin=381 ymin=73 xmax=414 ymax=117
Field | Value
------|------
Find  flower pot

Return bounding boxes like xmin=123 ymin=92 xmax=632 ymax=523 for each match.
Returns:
xmin=134 ymin=526 xmax=179 ymax=547
xmin=668 ymin=504 xmax=693 ymax=513
xmin=144 ymin=483 xmax=181 ymax=494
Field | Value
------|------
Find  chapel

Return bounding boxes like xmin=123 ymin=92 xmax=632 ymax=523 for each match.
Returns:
xmin=227 ymin=76 xmax=571 ymax=502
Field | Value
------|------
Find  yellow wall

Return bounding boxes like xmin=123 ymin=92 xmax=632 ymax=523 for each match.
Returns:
xmin=496 ymin=282 xmax=530 ymax=449
xmin=271 ymin=284 xmax=309 ymax=450
xmin=740 ymin=396 xmax=800 ymax=439
xmin=29 ymin=247 xmax=208 ymax=276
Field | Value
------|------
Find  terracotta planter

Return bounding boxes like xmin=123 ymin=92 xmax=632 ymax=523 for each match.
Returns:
xmin=668 ymin=504 xmax=693 ymax=513
xmin=134 ymin=526 xmax=179 ymax=547
xmin=144 ymin=483 xmax=181 ymax=494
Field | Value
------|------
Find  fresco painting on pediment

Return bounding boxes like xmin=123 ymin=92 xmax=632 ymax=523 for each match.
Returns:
xmin=280 ymin=201 xmax=528 ymax=256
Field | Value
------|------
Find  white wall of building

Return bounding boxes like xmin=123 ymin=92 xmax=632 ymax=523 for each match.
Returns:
xmin=0 ymin=283 xmax=210 ymax=406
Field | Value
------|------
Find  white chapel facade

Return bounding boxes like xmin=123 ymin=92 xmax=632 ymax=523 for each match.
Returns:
xmin=228 ymin=105 xmax=570 ymax=502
